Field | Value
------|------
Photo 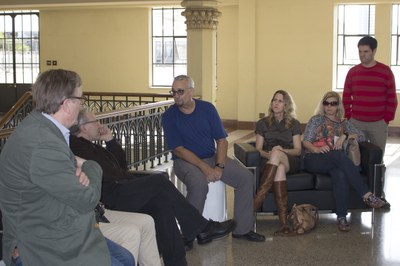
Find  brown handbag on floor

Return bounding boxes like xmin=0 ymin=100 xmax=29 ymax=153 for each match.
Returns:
xmin=287 ymin=204 xmax=319 ymax=235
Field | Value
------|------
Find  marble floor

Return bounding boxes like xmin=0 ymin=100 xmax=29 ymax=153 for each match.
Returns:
xmin=185 ymin=131 xmax=400 ymax=266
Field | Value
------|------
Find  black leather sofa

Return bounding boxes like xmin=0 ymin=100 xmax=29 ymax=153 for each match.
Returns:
xmin=234 ymin=141 xmax=385 ymax=213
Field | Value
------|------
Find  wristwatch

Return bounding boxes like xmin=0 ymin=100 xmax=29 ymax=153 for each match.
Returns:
xmin=215 ymin=163 xmax=225 ymax=169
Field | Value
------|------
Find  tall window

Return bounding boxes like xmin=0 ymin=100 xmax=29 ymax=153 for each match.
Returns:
xmin=335 ymin=4 xmax=375 ymax=90
xmin=0 ymin=10 xmax=39 ymax=84
xmin=391 ymin=4 xmax=400 ymax=90
xmin=151 ymin=8 xmax=187 ymax=87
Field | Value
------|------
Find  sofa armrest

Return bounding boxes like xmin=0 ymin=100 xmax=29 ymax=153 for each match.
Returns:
xmin=233 ymin=143 xmax=260 ymax=168
xmin=359 ymin=141 xmax=384 ymax=196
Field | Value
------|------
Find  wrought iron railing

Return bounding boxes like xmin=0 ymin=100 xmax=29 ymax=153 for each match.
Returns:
xmin=85 ymin=92 xmax=173 ymax=113
xmin=0 ymin=91 xmax=174 ymax=130
xmin=96 ymin=100 xmax=174 ymax=170
xmin=0 ymin=92 xmax=176 ymax=170
xmin=0 ymin=91 xmax=33 ymax=130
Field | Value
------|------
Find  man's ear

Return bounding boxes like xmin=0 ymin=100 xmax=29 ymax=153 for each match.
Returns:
xmin=80 ymin=123 xmax=88 ymax=133
xmin=60 ymin=99 xmax=75 ymax=115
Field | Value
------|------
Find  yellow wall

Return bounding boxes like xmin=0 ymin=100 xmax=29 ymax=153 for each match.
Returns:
xmin=217 ymin=5 xmax=239 ymax=120
xmin=216 ymin=0 xmax=400 ymax=126
xmin=3 ymin=0 xmax=400 ymax=126
xmin=255 ymin=0 xmax=334 ymax=123
xmin=40 ymin=7 xmax=164 ymax=93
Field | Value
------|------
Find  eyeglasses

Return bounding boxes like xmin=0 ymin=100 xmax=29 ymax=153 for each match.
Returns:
xmin=322 ymin=101 xmax=338 ymax=107
xmin=169 ymin=89 xmax=185 ymax=96
xmin=81 ymin=120 xmax=98 ymax=125
xmin=61 ymin=96 xmax=86 ymax=107
xmin=68 ymin=96 xmax=87 ymax=105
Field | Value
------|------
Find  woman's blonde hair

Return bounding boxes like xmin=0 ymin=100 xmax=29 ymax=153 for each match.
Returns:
xmin=314 ymin=91 xmax=344 ymax=119
xmin=265 ymin=90 xmax=297 ymax=129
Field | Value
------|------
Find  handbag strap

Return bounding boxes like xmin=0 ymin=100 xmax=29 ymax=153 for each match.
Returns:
xmin=294 ymin=204 xmax=319 ymax=221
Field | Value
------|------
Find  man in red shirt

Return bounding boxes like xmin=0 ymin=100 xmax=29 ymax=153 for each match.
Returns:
xmin=343 ymin=36 xmax=398 ymax=158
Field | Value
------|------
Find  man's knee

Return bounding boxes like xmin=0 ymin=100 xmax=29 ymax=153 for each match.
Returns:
xmin=141 ymin=214 xmax=156 ymax=232
xmin=187 ymin=180 xmax=209 ymax=195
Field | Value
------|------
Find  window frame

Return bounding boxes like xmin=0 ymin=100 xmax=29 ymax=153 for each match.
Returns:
xmin=151 ymin=7 xmax=187 ymax=88
xmin=0 ymin=10 xmax=40 ymax=84
xmin=391 ymin=4 xmax=400 ymax=91
xmin=334 ymin=4 xmax=375 ymax=91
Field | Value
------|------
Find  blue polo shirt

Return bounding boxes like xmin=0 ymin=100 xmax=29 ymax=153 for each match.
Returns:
xmin=162 ymin=99 xmax=227 ymax=159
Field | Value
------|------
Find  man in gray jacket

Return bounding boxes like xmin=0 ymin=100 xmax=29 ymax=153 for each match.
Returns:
xmin=0 ymin=69 xmax=129 ymax=266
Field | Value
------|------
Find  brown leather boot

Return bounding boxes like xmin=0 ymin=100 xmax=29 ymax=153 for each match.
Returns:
xmin=253 ymin=164 xmax=278 ymax=211
xmin=273 ymin=180 xmax=291 ymax=236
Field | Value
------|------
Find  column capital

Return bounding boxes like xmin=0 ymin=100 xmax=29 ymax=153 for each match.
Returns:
xmin=181 ymin=0 xmax=219 ymax=8
xmin=181 ymin=7 xmax=221 ymax=30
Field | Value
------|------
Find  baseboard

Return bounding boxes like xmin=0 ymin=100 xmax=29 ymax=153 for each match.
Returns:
xmin=388 ymin=126 xmax=400 ymax=137
xmin=222 ymin=119 xmax=255 ymax=131
xmin=223 ymin=119 xmax=400 ymax=137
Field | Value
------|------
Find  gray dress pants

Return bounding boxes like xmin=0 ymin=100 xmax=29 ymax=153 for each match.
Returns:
xmin=174 ymin=156 xmax=254 ymax=235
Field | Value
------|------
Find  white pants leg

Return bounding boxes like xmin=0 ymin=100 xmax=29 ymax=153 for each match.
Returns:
xmin=100 ymin=209 xmax=161 ymax=266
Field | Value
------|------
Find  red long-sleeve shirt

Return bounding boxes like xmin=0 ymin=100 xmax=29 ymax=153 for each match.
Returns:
xmin=343 ymin=62 xmax=398 ymax=123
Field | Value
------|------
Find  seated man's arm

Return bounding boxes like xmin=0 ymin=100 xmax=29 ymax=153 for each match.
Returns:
xmin=174 ymin=146 xmax=223 ymax=182
xmin=30 ymin=140 xmax=103 ymax=214
xmin=215 ymin=138 xmax=228 ymax=165
xmin=99 ymin=125 xmax=129 ymax=170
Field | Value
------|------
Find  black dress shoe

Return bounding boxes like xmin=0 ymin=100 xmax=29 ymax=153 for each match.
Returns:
xmin=197 ymin=219 xmax=236 ymax=245
xmin=232 ymin=231 xmax=265 ymax=242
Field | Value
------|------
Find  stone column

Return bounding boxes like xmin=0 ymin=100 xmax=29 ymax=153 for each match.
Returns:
xmin=181 ymin=0 xmax=221 ymax=104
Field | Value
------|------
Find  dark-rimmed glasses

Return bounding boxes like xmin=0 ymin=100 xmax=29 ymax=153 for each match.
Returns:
xmin=68 ymin=96 xmax=87 ymax=105
xmin=60 ymin=96 xmax=86 ymax=107
xmin=169 ymin=89 xmax=185 ymax=96
xmin=81 ymin=120 xmax=99 ymax=125
xmin=322 ymin=101 xmax=338 ymax=107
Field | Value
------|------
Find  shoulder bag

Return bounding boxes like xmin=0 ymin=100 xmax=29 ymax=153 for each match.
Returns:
xmin=343 ymin=138 xmax=361 ymax=166
xmin=287 ymin=204 xmax=319 ymax=235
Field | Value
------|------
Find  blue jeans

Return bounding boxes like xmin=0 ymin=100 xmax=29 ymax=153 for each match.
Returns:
xmin=303 ymin=150 xmax=369 ymax=218
xmin=106 ymin=237 xmax=135 ymax=266
xmin=12 ymin=238 xmax=134 ymax=266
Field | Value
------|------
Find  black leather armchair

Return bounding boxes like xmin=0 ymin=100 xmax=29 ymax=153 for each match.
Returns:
xmin=234 ymin=141 xmax=384 ymax=213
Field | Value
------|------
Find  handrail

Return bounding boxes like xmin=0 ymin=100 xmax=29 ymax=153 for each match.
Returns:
xmin=0 ymin=98 xmax=175 ymax=140
xmin=0 ymin=96 xmax=176 ymax=170
xmin=0 ymin=128 xmax=14 ymax=139
xmin=85 ymin=91 xmax=172 ymax=97
xmin=0 ymin=91 xmax=33 ymax=130
xmin=96 ymin=99 xmax=175 ymax=118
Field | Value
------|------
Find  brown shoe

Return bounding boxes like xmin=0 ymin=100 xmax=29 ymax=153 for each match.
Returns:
xmin=253 ymin=164 xmax=277 ymax=211
xmin=273 ymin=180 xmax=291 ymax=236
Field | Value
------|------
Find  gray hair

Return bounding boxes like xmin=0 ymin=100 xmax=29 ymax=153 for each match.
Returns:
xmin=32 ymin=69 xmax=82 ymax=114
xmin=69 ymin=108 xmax=90 ymax=135
xmin=174 ymin=75 xmax=195 ymax=89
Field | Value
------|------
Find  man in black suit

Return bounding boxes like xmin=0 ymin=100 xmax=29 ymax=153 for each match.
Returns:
xmin=70 ymin=109 xmax=236 ymax=266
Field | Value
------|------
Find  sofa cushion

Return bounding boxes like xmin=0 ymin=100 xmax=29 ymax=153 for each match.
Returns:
xmin=286 ymin=171 xmax=314 ymax=191
xmin=314 ymin=173 xmax=332 ymax=190
xmin=314 ymin=172 xmax=369 ymax=191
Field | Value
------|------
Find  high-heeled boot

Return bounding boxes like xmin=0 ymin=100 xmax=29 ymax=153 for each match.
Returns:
xmin=253 ymin=164 xmax=278 ymax=211
xmin=273 ymin=180 xmax=290 ymax=235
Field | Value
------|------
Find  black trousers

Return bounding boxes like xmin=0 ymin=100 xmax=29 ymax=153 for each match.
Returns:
xmin=101 ymin=173 xmax=208 ymax=266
